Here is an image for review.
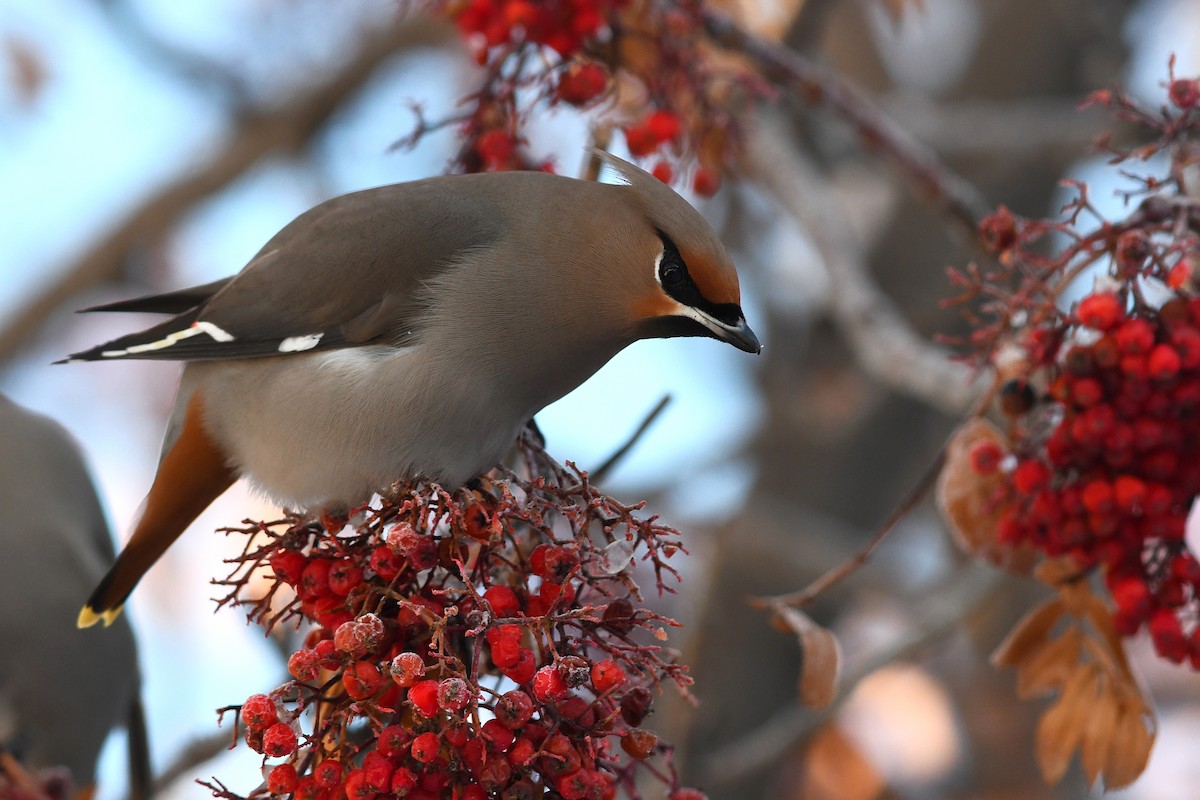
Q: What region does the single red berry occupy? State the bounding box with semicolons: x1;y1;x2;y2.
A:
477;129;515;168
495;689;535;729
1168;77;1200;109
1149;608;1188;663
621;728;658;760
1070;377;1104;407
377;724;411;757
389;651;426;687
1112;475;1147;512
979;206;1017;255
369;545;403;581
1012;459;1051;494
240;694;277;730
1081;479;1114;514
500;646;537;684
328;560;364;596
390;768;417;795
539;579;576;609
411;731;441;763
692;166;721;196
262;722;298;758
482;718;515;751
652;161;673;183
298;558;332;599
288;648;321;682
314;638;340;667
1147;343;1182;381
532;665;569;701
556;62;608;105
624;124;657;157
343;660;382;701
1076;293;1123;331
538;733;582;778
590;659;626;693
968;440;1004;475
409;678;440;718
539;546;579;581
362;751;394;791
269;550;308;585
644;110;682;143
1114;229;1150;275
621;687;653;726
334;614;386;659
313;759;343;788
1115;319;1156;354
438;677;475;712
267;763;299;794
343;769;375;800
507;737;537;768
484;585;521;618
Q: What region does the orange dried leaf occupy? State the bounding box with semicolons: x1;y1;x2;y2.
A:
1079;678;1118;787
937;418;1037;573
774;607;842;709
1102;694;1156;789
1035;663;1098;784
991;596;1066;669
1015;626;1081;700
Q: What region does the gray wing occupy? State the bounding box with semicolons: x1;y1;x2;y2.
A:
63;178;508;362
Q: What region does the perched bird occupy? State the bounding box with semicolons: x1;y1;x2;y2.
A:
0;396;149;799
67;152;760;628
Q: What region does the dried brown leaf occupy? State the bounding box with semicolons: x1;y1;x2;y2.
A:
937;418;1038;573
1079;676;1118;787
773;606;842;709
1015;627;1082;700
1035;663;1098;784
1102;691;1156;789
991;596;1066;669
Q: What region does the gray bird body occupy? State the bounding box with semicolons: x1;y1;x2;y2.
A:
0;396;142;787
69;153;760;621
168;171;654;504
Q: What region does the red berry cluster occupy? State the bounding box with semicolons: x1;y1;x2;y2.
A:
208;439;703;800
947;74;1200;669
452;0;621;57
973;291;1200;667
396;0;761;193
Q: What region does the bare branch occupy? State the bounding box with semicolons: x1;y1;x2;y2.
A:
700;563;1003;785
0;18;452;364
701;8;990;237
746;122;983;413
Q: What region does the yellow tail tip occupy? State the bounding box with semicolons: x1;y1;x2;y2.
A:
77;605;122;629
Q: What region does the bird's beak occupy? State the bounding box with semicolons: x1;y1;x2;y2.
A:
716;315;763;354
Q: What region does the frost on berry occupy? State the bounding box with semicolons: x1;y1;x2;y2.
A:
209;437;696;799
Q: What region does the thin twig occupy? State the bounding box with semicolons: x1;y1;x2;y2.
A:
752;447;947;611
700;8;990;238
703;563;1004;785
591;394;672;483
0;19;451;364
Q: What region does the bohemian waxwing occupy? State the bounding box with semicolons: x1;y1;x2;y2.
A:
0;396;150;799
67;151;760;628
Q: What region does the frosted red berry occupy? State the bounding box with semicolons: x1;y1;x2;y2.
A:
262;722;298;757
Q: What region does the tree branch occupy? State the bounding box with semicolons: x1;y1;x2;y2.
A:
746;122;983;413
701;8;990;238
0;18;450;364
700;563;1003;785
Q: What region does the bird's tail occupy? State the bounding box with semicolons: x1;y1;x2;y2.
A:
78;393;237;627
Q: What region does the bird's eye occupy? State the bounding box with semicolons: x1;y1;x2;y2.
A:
659;260;686;289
